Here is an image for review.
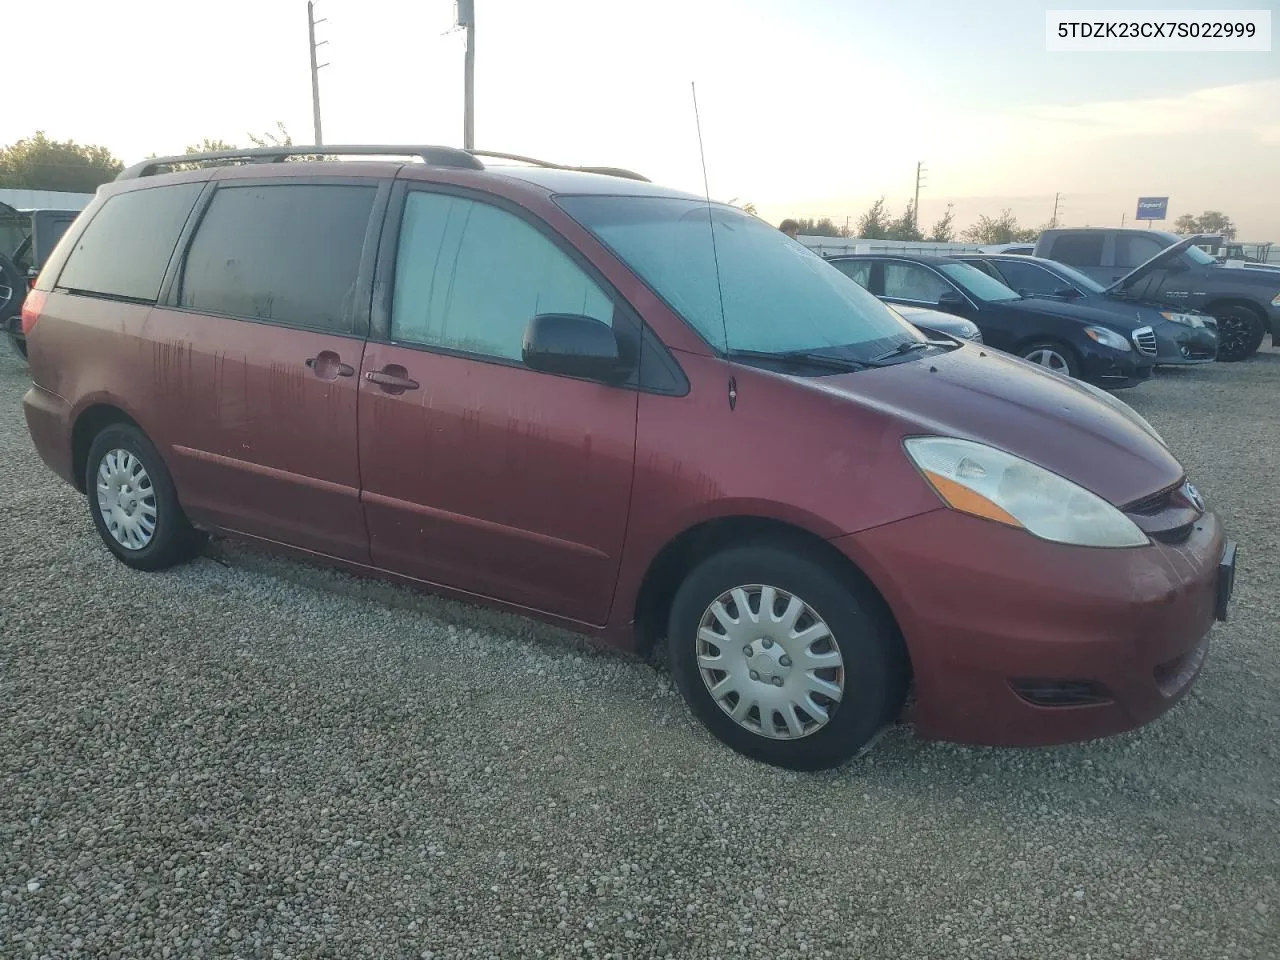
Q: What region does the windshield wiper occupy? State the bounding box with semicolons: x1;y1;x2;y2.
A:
725;348;880;373
870;339;953;363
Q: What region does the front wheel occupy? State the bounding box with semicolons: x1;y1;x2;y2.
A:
667;544;908;770
1018;340;1080;379
1211;305;1265;362
85;423;206;570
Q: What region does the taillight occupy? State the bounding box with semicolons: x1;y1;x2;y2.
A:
21;289;47;336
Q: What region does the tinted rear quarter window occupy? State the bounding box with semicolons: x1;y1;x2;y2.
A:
1047;233;1105;267
179;183;377;334
56;184;203;300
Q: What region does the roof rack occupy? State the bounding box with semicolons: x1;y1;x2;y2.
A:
116;144;650;184
116;144;485;180
470;150;650;182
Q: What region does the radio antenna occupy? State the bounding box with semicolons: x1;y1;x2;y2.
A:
691;81;735;409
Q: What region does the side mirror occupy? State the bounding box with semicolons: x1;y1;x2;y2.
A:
1052;285;1082;299
522;313;630;382
936;290;967;312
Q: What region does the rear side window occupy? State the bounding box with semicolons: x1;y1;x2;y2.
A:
829;259;871;289
56;184;203;301
882;262;950;303
391;191;613;361
179;184;376;334
1047;233;1105;267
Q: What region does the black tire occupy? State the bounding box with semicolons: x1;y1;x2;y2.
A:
85;423;205;570
7;333;26;358
1210;304;1265;362
1017;339;1080;379
667;543;908;770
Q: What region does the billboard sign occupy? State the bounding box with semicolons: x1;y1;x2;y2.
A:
1136;197;1169;221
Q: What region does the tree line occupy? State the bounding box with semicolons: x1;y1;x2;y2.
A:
0;132;1241;244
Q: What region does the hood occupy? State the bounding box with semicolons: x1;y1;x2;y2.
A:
1220;258;1280;274
807;346;1182;507
888;303;978;338
1106;235;1202;292
1004;294;1147;331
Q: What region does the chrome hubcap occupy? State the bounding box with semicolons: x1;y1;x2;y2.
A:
696;585;844;740
1024;348;1070;375
95;449;157;550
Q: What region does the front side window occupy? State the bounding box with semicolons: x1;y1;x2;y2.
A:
392;192;613;361
938;263;1021;302
180;183;376;334
1115;234;1167;268
991;259;1062;296
556;196;919;359
57;184;203;301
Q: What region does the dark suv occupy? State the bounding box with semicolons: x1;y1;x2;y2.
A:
1034;228;1280;361
21;145;1233;769
1;204;82;357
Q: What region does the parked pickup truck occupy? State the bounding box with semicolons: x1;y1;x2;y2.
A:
1;204;81;358
1034;228;1280;362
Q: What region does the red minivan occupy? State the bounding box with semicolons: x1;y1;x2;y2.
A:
21;145;1236;769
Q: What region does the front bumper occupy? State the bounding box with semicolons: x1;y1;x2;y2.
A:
1079;343;1153;389
1147;319;1218;365
835;507;1228;747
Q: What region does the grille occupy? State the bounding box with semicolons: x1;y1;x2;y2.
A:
1132;326;1158;357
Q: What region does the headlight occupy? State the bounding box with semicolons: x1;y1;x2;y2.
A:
1271;291;1280;307
1160;310;1205;328
1070;379;1166;447
904;437;1149;548
1083;326;1131;351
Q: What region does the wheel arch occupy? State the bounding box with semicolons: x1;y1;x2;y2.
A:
71;404;145;493
631;515;909;673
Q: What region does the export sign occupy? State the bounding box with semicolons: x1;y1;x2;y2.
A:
1136;197;1169;220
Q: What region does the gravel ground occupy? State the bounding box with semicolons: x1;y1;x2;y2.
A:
1;342;1277;960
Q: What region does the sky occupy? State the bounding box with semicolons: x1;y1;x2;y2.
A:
6;0;1279;238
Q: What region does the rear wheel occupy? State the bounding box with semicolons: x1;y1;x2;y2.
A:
6;334;26;359
1210;304;1265;362
85;424;206;570
667;543;907;770
1018;339;1080;379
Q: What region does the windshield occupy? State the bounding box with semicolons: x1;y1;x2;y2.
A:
938;262;1021;302
1183;245;1215;265
556;196;922;358
1048;261;1106;293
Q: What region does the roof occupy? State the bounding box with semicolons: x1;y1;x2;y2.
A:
484;165;703;200
827;252;964;266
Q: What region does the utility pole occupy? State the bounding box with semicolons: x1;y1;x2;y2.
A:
459;0;476;149
307;1;329;145
1121;212;1126;227
913;162;927;230
1050;192;1061;228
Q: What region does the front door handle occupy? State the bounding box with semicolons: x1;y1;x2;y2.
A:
306;352;356;380
365;366;420;394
